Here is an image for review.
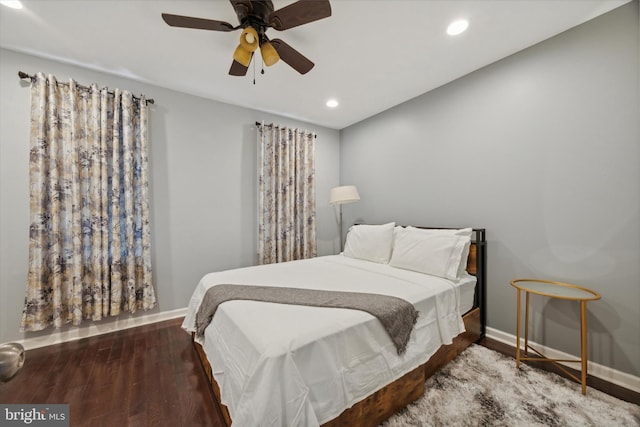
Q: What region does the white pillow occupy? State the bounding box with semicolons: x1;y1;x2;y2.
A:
406;227;472;277
390;227;470;280
406;226;472;238
343;222;396;264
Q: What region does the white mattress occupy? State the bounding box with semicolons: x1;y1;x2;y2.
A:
182;255;476;427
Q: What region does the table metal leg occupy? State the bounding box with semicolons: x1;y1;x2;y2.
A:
525;292;530;357
580;300;588;395
516;289;521;368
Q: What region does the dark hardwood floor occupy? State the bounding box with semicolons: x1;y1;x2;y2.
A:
1;319;637;426
0;318;224;427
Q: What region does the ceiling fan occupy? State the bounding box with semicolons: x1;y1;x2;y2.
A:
162;0;331;76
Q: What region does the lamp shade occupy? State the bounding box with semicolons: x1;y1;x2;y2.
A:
233;44;252;67
260;41;280;67
329;185;360;205
239;26;259;52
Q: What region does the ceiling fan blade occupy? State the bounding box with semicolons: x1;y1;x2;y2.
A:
269;0;331;31
229;58;251;76
162;13;235;32
270;39;314;74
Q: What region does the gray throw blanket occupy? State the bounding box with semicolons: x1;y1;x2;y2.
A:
195;284;419;355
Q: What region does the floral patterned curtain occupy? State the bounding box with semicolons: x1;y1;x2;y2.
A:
20;73;156;332
257;123;317;264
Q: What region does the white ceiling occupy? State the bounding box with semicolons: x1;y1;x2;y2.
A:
0;0;629;129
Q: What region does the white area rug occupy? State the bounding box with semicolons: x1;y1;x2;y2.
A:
382;344;639;426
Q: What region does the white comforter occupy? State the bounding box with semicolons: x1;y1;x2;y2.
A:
182;255;475;427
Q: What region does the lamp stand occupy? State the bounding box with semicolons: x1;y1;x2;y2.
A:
329;185;360;253
339;205;344;252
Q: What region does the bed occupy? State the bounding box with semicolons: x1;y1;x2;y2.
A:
182;224;487;426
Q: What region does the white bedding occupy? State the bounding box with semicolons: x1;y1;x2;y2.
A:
182;255;476;427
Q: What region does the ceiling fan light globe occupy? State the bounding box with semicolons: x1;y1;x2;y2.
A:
261;42;280;67
233;45;252;67
239;26;259;52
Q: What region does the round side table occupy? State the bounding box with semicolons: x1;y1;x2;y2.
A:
510;278;601;395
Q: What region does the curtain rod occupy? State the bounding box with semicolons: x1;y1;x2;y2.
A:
18;71;155;105
255;121;317;138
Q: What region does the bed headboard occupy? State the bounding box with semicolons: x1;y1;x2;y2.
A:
467;229;486;338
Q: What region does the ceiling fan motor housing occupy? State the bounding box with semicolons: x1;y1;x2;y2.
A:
235;0;274;39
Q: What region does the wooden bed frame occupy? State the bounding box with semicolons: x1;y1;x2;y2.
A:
193;228;487;427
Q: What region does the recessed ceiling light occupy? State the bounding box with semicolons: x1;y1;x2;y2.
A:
0;0;23;9
447;19;468;36
326;99;339;108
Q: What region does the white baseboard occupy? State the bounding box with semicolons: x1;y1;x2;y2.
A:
486;327;640;394
15;308;187;351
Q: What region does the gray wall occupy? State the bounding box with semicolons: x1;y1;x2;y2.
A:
340;2;639;376
0;48;341;344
